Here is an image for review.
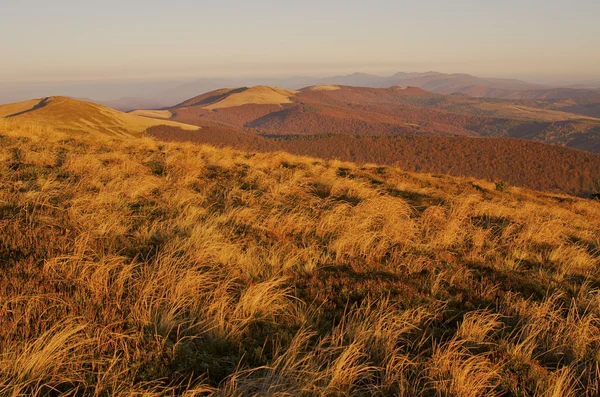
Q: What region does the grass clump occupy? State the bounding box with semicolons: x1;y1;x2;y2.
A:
495;180;510;192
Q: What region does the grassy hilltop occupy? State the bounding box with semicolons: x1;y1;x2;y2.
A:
1;119;600;396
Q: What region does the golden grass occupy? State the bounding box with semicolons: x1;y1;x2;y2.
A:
0;121;599;395
1;97;198;137
307;85;341;91
473;102;599;122
129;109;174;119
203;86;297;109
0;99;41;118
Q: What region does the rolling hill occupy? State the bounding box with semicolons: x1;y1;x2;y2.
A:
5;72;599;113
0;96;198;137
135;85;600;197
159;72;599;106
519;96;600;119
201;86;297;109
3;91;599;197
158;85;600;152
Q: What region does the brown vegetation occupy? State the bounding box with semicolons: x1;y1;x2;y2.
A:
3;120;599;395
147;124;277;152
173;103;283;129
147;126;600;197
165;86;600;153
519;97;600;120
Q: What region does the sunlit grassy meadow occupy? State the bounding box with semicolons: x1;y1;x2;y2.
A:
1;119;599;396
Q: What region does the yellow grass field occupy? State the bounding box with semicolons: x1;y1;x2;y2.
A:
129;109;174;119
203;86;298;109
0;99;42;118
308;85;342;91
1;119;599;396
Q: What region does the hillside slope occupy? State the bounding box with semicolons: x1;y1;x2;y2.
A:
148;126;600;197
0;96;198;137
2;120;599;396
520;96;600;119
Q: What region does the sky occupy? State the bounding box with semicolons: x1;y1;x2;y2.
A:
1;0;599;84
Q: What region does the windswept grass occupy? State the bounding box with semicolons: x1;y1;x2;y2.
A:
1;119;599;395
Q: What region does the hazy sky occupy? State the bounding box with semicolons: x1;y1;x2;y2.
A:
2;0;599;83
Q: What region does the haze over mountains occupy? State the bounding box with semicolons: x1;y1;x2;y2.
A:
3;71;600;111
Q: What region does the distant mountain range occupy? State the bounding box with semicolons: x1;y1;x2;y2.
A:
151;72;600;110
305;72;600;100
2;72;599;111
